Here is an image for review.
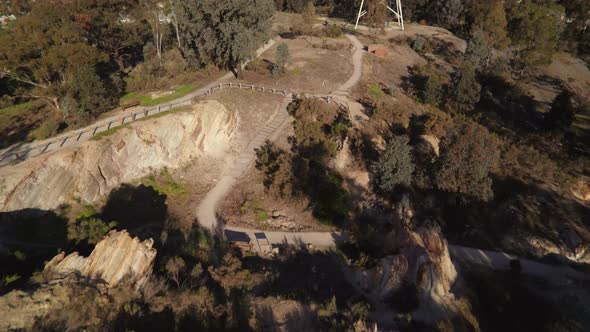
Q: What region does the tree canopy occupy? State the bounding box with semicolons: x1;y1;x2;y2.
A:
506;0;565;75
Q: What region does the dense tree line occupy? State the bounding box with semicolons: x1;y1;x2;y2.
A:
0;0;274;123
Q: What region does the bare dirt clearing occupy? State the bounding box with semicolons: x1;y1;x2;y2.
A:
239;36;353;95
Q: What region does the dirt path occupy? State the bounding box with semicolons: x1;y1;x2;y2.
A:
196;95;293;229
449;245;589;283
332;34;365;96
195;34;365;249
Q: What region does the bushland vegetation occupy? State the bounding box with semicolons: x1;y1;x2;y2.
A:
0;0;274;141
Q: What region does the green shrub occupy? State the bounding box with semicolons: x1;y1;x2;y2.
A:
324;24;343;38
273;43;290;77
412;35;431;53
68;208;117;244
29;119;60;140
254;209;269;222
367;84;385;101
143;168;187;197
372;135;415;193
68;217;117;244
435;122;500;201
13;250;26;261
449;64;481;112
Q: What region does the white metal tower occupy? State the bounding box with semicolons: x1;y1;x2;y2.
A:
355;0;404;31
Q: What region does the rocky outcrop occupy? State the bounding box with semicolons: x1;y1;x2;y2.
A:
0;100;237;211
0;230;154;331
356;225;456;302
354;224;470;324
418;134;440;157
571;178;590;202
46;230;157;288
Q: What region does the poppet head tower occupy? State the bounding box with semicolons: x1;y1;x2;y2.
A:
355;0;404;31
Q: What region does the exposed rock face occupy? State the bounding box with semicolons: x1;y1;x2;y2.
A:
355;224;467;324
0;230;154;331
46;230;157;288
418;134;440;157
0;101;237;212
571;178;590;202
356;225;457;302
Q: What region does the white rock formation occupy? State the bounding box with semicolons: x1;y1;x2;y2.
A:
354;224;466;324
46;230;157;288
0;230;156;330
0;100;237;212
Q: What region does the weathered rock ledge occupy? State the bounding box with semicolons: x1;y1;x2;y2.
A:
46;229;157;288
0;230;156;331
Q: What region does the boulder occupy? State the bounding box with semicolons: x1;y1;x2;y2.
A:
571;178;590;202
418;134;440;157
370;135;386;152
0;101;237;212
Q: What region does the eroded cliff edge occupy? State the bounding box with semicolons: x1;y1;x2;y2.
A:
0;100;237;212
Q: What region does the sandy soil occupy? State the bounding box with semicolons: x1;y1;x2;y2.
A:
238;36;353;95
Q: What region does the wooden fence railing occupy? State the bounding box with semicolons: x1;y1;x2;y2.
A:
0;83;349;167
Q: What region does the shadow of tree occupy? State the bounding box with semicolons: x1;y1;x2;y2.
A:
255;304;278;332
245;250;357;305
0;209;69;294
283;305;318;332
101;184;168;240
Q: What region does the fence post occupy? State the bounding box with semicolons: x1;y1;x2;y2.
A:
157;105;161;113
229;82;232;88
219;83;222;90
121;117;125;124
239;83;242;89
77;132;84;141
133;113;137;121
93;127;98;136
60;137;69;147
41;142;51;153
144;109;149;117
107;121;112;130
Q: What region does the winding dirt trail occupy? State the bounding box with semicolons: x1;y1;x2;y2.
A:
195;34;365;249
